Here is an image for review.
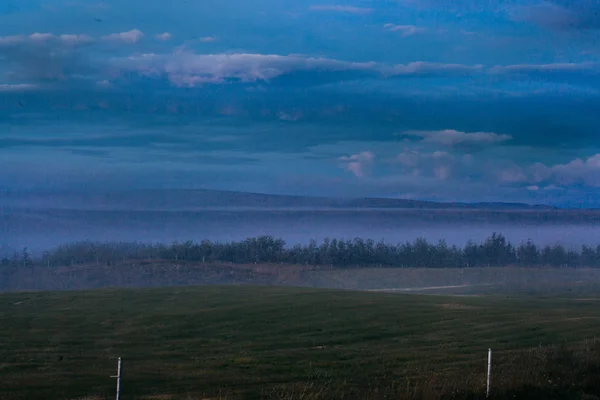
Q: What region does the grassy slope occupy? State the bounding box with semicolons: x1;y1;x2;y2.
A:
301;267;600;291
5;262;600;293
1;286;600;399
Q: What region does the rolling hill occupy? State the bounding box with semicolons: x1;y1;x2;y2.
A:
0;188;555;211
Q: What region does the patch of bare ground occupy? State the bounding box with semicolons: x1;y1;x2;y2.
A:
68;397;104;400
368;284;487;292
141;394;229;400
439;303;479;310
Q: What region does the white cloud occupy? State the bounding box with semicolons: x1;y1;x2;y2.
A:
543;184;561;191
0;33;94;46
402;129;512;146
490;62;599;75
278;110;303;121
29;33;55;42
339;151;375;178
198;36;217;42
432;150;451;158
394;149;459;181
386;62;483;77
0;35;23;45
103;29;144;44
433;166;452;180
384;24;427;37
396;149;421;167
115;52;379;86
114;52;485;87
59;34;94;45
0;84;38;92
497;168;529;184
547;154;600;186
155;32;172;41
309;5;374;14
498;154;600;188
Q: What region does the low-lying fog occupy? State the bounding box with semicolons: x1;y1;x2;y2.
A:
3;207;600;255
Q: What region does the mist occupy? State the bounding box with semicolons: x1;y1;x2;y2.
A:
3;207;600;256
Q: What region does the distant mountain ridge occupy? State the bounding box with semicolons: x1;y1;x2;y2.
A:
0;189;556;211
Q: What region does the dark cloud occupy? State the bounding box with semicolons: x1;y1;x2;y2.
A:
0;82;598;153
400;129;512;148
0;29;148;85
512;0;600;31
401;0;600;31
0;133;187;149
0;38;96;83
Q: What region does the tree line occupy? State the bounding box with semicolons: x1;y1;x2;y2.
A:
2;233;600;269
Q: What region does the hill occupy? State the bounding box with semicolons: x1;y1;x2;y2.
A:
0;188;555;211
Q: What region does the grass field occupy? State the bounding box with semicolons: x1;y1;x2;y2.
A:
5;261;600;294
1;285;600;399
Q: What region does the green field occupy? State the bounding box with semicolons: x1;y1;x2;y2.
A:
1;285;600;399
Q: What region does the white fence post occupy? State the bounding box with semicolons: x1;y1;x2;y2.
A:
110;357;122;400
486;349;492;398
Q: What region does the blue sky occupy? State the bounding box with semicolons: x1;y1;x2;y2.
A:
1;0;600;206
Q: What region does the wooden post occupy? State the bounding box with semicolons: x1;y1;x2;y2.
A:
110;357;122;400
486;349;492;398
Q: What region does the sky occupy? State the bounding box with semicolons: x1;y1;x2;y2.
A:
1;0;600;207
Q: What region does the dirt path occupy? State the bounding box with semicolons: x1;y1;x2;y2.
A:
367;284;491;292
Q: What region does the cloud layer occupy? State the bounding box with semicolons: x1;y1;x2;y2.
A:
1;0;599;206
339;151;375;177
402;129;512;147
309;5;374;14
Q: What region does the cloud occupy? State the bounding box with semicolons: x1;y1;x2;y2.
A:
488;62;600;89
383;24;428;37
114;52;379;86
114;52;484;87
0;33;94;46
278;110;303;121
0;35;96;83
490;62;600;76
401;0;600;31
59;34;95;46
155;32;172;41
510;1;600;31
0;30;147;47
545;154;600;187
339;151;375;177
102;29;144;44
0;30;594;98
0;29;141;84
499;154;600;188
60;1;111;10
387;62;483;77
394;149;458;181
96;80;112;87
0;35;24;45
0;84;38;92
401;129;512;147
309;5;374;14
198;36;217;42
433;165;452;180
396;149;421;167
497;167;529;184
